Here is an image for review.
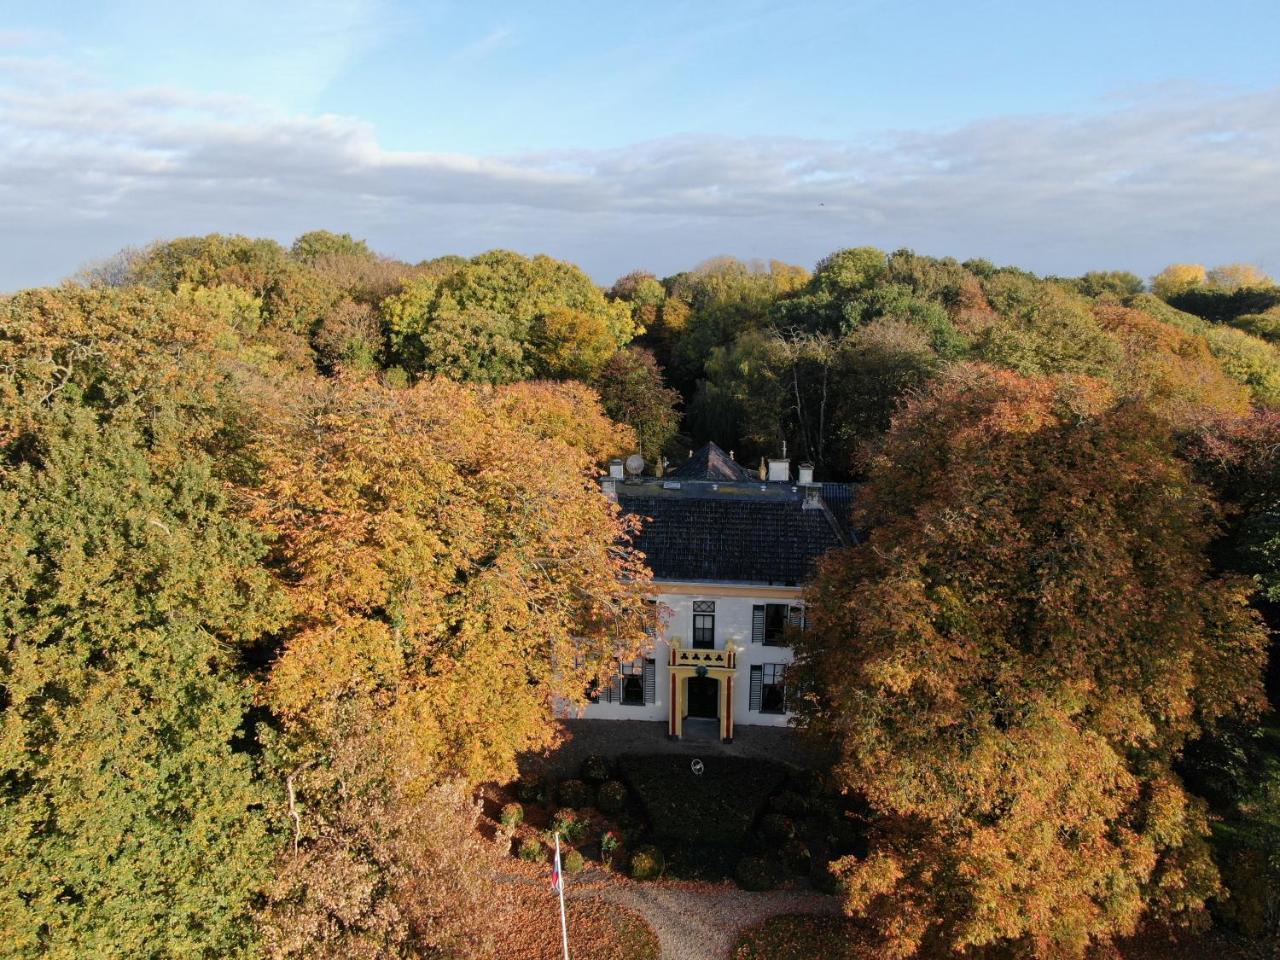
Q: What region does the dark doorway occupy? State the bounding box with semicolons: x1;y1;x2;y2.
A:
687;676;719;719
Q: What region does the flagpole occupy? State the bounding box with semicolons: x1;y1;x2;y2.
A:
555;834;570;960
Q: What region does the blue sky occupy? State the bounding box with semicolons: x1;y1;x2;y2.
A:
2;0;1279;288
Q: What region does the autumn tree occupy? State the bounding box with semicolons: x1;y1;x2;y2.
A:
0;287;285;959
250;376;654;954
1153;263;1208;300
1207;263;1275;292
596;347;682;461
794;365;1268;959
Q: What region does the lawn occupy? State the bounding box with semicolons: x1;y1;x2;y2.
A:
492;890;660;960
733;913;864;960
616;754;788;847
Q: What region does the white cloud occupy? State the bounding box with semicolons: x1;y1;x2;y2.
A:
1;56;1278;290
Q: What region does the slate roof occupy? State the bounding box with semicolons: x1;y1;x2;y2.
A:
671;441;755;482
610;444;855;585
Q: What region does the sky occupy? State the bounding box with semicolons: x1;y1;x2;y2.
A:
2;0;1280;290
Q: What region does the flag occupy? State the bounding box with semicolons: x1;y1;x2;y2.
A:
550;842;563;894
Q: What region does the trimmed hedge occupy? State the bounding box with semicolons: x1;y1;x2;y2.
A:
760;813;796;843
499;801;524;828
630;845;665;880
735;855;783;891
563;847;585;875
515;776;545;803
581;755;612;783
783;839;811;874
557;778;591;808
596;780;627;815
518;837;546;863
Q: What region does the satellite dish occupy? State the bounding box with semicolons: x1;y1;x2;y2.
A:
625;453;645;476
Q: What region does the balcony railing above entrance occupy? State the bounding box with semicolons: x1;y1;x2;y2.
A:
669;640;736;671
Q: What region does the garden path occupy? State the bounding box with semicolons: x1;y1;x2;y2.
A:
500;868;840;960
591;878;840;960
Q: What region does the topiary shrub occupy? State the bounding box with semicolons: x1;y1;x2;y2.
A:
550;808;588;844
518;837;546;863
562;847;585;875
596;779;627;815
770;790;809;818
630;844;666;880
783;839;812;874
760;813;796;844
515;776;544;804
735;855;783;891
557;778;590;808
499;801;524;828
580;755;611;783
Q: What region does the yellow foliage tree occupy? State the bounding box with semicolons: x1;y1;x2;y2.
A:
1152;263;1208;299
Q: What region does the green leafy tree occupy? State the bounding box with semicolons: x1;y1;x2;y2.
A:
381;250;634;382
0;286;286;959
597;347;682;461
290;230;372;264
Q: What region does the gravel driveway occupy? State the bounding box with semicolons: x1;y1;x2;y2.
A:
589;878;839;960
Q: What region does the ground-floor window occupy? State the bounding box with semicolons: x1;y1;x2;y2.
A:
596;658;656;706
750;663;788;714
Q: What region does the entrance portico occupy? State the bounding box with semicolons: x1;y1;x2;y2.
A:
667;641;736;742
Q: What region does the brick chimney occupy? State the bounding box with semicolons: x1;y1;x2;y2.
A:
798;462;815;485
608;458;625;479
766;458;790;482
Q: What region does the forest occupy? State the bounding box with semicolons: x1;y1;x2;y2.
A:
2;231;1279;959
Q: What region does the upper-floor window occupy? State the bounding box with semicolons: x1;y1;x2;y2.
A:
753;603;804;646
692;600;715;649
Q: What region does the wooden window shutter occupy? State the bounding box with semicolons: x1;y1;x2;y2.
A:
752;604;765;643
788;605;805;630
643;658;656;705
749;664;763;711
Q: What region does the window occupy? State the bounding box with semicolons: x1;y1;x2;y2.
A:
599;658;655;706
753;603;804;645
750;663;788;714
692;600;715;649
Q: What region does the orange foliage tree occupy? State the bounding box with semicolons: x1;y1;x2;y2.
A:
794;364;1268;959
256;375;653;782
252;375;653;956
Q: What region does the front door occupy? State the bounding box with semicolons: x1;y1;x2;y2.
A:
686;676;718;719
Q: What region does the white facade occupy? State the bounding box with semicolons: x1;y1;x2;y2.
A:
577;581;801;732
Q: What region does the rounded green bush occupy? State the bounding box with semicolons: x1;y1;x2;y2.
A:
499;801;524;828
596;779;627;815
630;844;666;880
783;839;812;874
770;790;809;819
517;837;546;863
580;755;611;783
550;808;588;844
735;855;783;891
557;778;590;808
515;776;544;804
760;813;796;843
562;847;585;875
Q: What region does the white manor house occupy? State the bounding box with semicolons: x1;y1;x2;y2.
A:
576;443;856;742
